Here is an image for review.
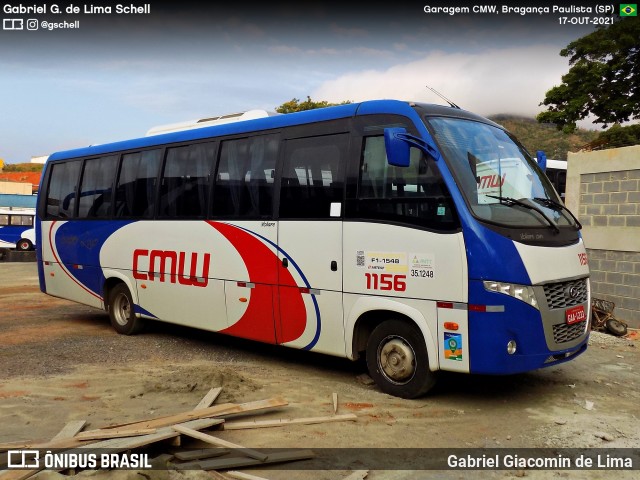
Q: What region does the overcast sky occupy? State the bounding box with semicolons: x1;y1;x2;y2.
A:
0;1;603;163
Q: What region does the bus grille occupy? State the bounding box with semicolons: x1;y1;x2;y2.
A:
543;278;588;310
552;321;586;344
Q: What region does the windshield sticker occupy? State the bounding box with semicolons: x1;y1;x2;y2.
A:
444;333;463;361
357;251;408;273
409;253;435;279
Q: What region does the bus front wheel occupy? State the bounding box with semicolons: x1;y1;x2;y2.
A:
108;283;144;335
366;320;436;399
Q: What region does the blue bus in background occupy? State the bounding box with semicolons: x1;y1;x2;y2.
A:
0;208;36;250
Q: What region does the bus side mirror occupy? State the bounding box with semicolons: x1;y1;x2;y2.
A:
536;150;547;172
384;127;411;168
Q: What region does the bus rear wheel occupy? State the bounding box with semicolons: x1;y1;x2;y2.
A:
108;283;144;335
366;319;436;399
17;239;33;251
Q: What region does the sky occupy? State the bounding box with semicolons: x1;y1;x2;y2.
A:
0;1;607;163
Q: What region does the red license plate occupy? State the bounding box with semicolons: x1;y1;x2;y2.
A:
565;305;586;325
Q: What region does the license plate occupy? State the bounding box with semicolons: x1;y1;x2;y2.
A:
565;305;586;325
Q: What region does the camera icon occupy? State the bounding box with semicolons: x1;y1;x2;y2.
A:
8;450;40;468
26;19;39;31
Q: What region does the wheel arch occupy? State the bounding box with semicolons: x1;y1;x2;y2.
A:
346;297;439;372
102;270;139;312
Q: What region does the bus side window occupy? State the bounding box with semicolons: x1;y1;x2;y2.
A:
0;215;8;226
46;160;82;219
356;136;458;229
279;133;348;219
115;149;162;218
557;170;567;200
212;135;278;218
159;143;215;218
78;155;118;218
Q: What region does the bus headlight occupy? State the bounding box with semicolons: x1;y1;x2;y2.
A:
483;281;539;310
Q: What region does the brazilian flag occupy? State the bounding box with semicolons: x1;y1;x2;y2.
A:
620;4;637;16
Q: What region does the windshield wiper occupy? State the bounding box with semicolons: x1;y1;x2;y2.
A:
533;197;582;230
486;195;560;234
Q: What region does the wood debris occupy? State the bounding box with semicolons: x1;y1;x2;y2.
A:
226;471;271;480
223;413;357;430
0;386;358;480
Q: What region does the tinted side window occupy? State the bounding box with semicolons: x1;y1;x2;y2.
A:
0;215;8;226
115;149;162;218
212;135;278;218
46;161;82;219
356;136;458;229
78;155;118;218
159;143;215;218
557;170;567;200
9;215;32;226
279;133;348;219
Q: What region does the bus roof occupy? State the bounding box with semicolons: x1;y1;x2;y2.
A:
145;110;280;136
546;159;567;170
47;100;498;162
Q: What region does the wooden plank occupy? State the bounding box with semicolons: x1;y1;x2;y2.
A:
332;393;338;413
194;387;223;410
173;448;230;461
74;427;156;441
208;472;229;480
0;441;47;451
0;469;40;480
101;402;235;430
175;449;315;471
74;418;223;451
343;471;368;480
172;425;267;462
227;471;271;480
102;397;287;431
50;420;87;441
224;413;357;430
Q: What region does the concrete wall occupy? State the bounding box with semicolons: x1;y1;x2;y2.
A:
0;181;31;195
566;145;640;328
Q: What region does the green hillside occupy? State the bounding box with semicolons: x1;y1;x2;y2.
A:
488;115;599;160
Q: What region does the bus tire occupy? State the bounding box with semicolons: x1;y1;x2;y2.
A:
17;239;33;251
365;319;436;399
108;283;144;335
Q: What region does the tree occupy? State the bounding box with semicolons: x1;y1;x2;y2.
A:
537;17;639;133
595;124;640;149
276;96;351;113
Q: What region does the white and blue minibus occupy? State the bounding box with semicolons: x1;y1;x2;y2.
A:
36;100;590;398
0;208;36;251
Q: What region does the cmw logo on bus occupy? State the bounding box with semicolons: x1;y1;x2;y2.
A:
133;249;211;287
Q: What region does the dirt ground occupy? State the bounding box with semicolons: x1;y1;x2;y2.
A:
0;262;638;480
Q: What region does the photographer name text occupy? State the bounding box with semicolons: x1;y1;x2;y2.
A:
3;3;150;15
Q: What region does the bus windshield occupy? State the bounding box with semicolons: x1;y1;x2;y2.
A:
426;117;579;230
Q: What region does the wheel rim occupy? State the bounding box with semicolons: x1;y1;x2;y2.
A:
113;292;131;327
377;335;416;384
